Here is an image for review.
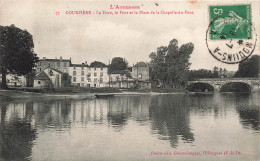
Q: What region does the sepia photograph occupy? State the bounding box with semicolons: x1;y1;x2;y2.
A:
0;0;259;160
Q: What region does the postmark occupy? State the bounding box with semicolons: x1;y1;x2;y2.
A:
206;4;257;64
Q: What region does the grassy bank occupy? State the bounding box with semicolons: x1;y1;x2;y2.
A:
6;87;122;94
121;87;185;93
3;87;186;94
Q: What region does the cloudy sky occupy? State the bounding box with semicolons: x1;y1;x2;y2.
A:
0;0;259;71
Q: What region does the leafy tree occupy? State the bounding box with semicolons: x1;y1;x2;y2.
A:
149;39;194;88
234;55;260;77
89;61;106;67
61;73;71;87
109;57;128;72
0;25;38;89
188;69;217;80
213;66;219;77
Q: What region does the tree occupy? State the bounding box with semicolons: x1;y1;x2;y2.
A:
61;73;71;87
188;69;217;81
149;39;194;88
0;25;38;89
234;55;260;77
213;66;219;77
89;61;106;67
109;57;128;72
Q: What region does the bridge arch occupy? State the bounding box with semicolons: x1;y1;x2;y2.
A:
220;82;252;93
186;82;214;92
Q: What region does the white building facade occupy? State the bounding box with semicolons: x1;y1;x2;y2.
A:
69;64;109;87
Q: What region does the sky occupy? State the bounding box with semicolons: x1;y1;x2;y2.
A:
0;0;259;71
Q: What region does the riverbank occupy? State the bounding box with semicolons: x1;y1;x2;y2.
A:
4;87;185;94
0;87;186;100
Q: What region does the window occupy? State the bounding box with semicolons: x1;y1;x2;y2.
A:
81;67;84;70
88;78;91;82
94;67;96;70
57;62;60;67
64;62;67;67
94;78;97;83
100;78;103;83
38;81;41;84
88;67;91;70
73;67;76;70
73;71;76;76
87;73;91;77
94;72;97;76
100;72;103;76
81;77;84;81
101;68;103;71
139;73;142;79
81;71;84;75
81;83;84;86
73;77;76;82
39;62;41;66
49;70;53;76
39;68;41;71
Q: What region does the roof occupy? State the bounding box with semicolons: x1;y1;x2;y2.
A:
134;62;148;67
34;71;50;80
49;68;63;74
70;64;88;67
108;70;128;74
40;67;64;74
39;59;71;62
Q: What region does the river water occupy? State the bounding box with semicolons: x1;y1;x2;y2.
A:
0;93;259;161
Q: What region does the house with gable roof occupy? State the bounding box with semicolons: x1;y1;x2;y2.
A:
34;67;69;88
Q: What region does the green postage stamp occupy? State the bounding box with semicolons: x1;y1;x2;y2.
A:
209;4;251;40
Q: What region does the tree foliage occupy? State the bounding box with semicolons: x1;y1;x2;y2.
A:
0;25;38;88
149;39;194;88
188;69;218;81
234;55;260;78
89;61;106;67
109;57;128;72
61;73;71;87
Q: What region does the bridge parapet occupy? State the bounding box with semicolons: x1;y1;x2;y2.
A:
187;78;260;93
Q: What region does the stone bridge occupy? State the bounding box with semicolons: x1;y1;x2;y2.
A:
187;78;260;92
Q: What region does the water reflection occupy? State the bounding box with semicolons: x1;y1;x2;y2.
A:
0;102;36;161
0;93;259;160
149;95;194;148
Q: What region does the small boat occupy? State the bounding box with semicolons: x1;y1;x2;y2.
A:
95;94;115;98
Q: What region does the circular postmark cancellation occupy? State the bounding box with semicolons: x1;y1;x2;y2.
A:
206;4;257;64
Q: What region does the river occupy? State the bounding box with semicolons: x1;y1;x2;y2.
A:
0;93;259;161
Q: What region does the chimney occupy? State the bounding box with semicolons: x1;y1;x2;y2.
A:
85;61;87;65
60;56;62;61
43;57;46;60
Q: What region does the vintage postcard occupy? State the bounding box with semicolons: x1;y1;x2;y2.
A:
0;0;259;161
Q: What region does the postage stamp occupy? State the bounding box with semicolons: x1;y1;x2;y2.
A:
209;4;251;40
206;4;257;64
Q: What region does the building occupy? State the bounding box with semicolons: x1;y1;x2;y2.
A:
69;63;109;87
36;57;71;74
108;70;131;88
34;67;66;88
131;62;150;81
6;74;27;87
